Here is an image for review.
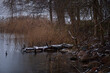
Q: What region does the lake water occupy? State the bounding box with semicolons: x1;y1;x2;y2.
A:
0;34;77;73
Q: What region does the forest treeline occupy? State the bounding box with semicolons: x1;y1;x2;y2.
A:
0;0;110;46
3;0;110;23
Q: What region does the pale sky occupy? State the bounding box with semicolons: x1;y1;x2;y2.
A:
0;0;9;18
0;0;3;3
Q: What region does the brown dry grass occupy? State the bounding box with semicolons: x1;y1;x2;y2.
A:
0;16;73;46
25;25;73;46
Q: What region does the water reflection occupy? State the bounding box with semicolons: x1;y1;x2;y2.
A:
0;34;77;73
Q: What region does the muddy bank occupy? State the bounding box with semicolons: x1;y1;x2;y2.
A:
69;41;110;73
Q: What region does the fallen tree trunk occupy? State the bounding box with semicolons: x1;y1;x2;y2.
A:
22;43;73;53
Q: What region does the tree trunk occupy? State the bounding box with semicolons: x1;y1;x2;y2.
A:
99;0;105;45
76;5;80;34
93;0;99;37
67;1;76;34
56;9;65;25
68;10;76;33
49;0;53;22
54;0;65;26
93;0;105;45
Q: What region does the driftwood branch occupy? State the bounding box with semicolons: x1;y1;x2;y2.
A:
68;31;76;40
68;31;78;47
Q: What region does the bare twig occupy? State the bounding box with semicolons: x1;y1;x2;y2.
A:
96;15;110;26
68;31;76;40
68;30;78;45
71;63;82;73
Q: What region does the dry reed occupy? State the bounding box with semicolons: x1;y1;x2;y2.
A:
0;16;73;46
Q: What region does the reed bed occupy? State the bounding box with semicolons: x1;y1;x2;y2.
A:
0;16;73;46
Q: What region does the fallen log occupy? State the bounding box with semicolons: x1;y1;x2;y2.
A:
22;43;73;53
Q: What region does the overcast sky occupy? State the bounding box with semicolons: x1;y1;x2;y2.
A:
0;0;9;18
0;0;3;3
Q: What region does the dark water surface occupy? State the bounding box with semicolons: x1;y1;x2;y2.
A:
0;34;76;73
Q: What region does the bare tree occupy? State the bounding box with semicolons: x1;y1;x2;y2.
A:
48;0;53;22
